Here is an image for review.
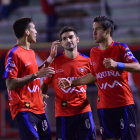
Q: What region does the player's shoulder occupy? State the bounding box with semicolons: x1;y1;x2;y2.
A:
79;52;90;59
113;41;129;49
52;52;63;63
90;46;99;52
6;45;20;57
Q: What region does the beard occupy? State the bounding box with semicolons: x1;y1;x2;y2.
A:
65;44;76;51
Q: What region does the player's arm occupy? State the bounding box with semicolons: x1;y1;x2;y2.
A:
59;73;96;89
41;82;49;95
103;58;140;72
6;66;55;90
41;82;49;108
39;40;60;69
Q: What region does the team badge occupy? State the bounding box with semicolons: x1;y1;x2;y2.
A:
61;101;67;107
25;102;30;108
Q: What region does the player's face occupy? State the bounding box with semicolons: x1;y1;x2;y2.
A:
61;31;79;51
27;22;37;43
93;22;107;43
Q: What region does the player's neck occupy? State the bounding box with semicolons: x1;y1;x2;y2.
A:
99;37;113;50
17;38;31;50
64;48;77;59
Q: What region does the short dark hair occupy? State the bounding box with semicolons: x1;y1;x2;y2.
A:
59;26;77;39
94;16;114;36
13;17;33;38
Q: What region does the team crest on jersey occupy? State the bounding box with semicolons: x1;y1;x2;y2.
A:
25;102;30;108
78;67;86;72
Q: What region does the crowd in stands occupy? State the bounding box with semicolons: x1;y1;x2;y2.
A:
0;0;30;22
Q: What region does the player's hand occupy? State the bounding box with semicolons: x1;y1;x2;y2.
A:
36;66;55;78
42;93;49;109
103;58;117;69
50;40;61;59
59;78;72;89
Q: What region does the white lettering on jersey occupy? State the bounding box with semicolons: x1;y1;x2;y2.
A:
98;80;122;90
61;87;86;94
27;85;40;93
58;77;86;94
96;70;120;79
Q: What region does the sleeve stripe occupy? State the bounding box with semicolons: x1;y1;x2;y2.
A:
114;42;138;63
4;46;19;78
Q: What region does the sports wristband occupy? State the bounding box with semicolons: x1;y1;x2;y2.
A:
46;56;54;63
117;62;125;70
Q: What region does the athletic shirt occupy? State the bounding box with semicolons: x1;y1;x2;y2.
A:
4;45;45;119
90;41;138;109
43;52;92;117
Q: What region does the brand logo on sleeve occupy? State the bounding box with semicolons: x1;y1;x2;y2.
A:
78;67;86;72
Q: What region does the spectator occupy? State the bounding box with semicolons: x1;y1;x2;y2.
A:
40;0;58;42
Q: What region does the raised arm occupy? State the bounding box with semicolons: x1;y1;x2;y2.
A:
6;66;55;90
103;58;140;72
59;73;96;89
39;40;61;69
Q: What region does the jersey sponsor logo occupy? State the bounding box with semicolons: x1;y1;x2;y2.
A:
56;69;64;73
58;77;86;94
78;67;86;72
96;70;120;79
61;87;86;94
98;80;122;90
58;76;79;82
27;85;40;93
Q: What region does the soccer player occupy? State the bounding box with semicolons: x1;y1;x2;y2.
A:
41;26;96;140
59;16;139;140
3;17;59;140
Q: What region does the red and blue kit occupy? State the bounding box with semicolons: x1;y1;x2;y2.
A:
90;41;138;109
4;45;45;119
43;52;92;117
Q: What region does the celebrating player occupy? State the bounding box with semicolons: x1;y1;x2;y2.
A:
59;16;139;140
41;26;96;140
4;17;58;140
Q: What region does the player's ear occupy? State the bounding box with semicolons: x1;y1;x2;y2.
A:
76;36;79;43
106;28;111;35
25;29;30;36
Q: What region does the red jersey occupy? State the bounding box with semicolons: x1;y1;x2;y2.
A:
90;41;138;109
4;45;45;119
43;52;92;117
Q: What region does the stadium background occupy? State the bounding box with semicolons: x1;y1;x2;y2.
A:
0;0;140;139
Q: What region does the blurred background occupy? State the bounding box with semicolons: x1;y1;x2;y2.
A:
0;0;140;139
